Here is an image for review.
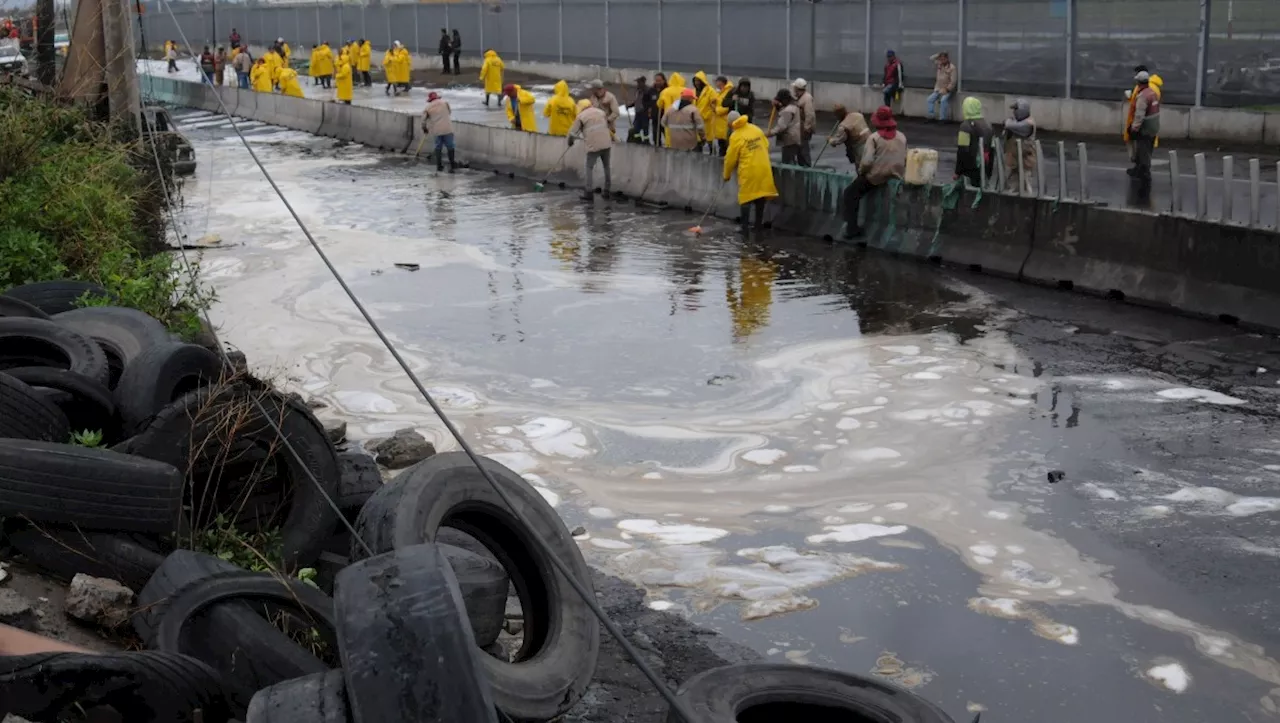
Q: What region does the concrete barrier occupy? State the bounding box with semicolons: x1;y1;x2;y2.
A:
157;76;1280;330
1189;107;1265;144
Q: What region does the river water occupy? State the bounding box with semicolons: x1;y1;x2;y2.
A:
173;108;1280;722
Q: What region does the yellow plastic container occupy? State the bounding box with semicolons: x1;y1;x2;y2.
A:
904;148;939;186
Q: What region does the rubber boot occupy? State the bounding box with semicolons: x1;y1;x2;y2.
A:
448;148;458;173
436;154;444;172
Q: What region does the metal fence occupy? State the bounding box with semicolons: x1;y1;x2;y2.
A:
138;0;1280;108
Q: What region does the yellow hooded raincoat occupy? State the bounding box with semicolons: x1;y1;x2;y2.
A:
506;85;537;131
250;61;272;92
723;116;778;205
280;42;291;62
544;80;578;136
480;50;505;94
278;67;303;98
314;44;334;77
692;71;718;136
656;72;686;147
383;48;409;84
335;54;353;101
710;80;735;141
358;41;372;73
308;46;320;79
264;49;284;84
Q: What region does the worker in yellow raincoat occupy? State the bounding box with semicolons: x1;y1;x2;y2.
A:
656;72;685;146
277;38;291;63
358;39;372;87
1123;65;1164;160
710;76;734;156
723;111;778;232
313;41;334;88
395;43;412;90
543;80;578;136
308;44;321;85
383;41;410;95
250;57;273;93
504;84;537;131
479;49;504;106
277;66;304;98
263;46;284;88
692;71;718;153
335;50;353;104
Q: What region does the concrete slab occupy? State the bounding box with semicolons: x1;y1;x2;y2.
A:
1189;108;1264;144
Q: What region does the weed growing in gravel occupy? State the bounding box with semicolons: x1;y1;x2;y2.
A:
69;430;104;448
0;87;212;337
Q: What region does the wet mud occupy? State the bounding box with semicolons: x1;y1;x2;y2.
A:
170;108;1280;722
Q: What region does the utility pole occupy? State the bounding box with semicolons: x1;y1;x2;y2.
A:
36;0;55;86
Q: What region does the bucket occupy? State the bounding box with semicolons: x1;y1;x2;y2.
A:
904;148;938;186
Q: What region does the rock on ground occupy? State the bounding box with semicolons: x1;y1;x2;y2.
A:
324;418;348;444
64;574;134;629
371;427;436;469
0;588;38;632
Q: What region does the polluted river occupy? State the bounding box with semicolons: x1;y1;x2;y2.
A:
171;105;1280;722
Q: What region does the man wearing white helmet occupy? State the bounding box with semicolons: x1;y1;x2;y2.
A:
792;78;815;166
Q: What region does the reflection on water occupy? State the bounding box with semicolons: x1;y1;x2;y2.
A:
726;253;777;342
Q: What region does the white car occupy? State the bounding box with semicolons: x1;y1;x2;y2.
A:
0;38;27;76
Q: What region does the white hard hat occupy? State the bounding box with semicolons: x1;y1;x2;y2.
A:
277;37;283;42
792;77;807;89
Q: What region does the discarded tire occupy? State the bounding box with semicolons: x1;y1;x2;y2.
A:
0;371;70;442
122;386;339;567
136;551;329;711
666;663;957;723
0;316;110;385
335;544;497;723
353;452;599;720
114;341;225;434
246;670;351;723
3;280;113;315
336;450;382;520
7;525;165;591
0;294;51;320
441;544;508;647
54;305;174;388
3;366;116;438
0;439;183;534
0;650;232;723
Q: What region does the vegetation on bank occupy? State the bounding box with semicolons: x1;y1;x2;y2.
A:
0;86;211;337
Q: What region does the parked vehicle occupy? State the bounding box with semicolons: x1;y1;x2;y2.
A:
0;37;27;75
142;105;197;176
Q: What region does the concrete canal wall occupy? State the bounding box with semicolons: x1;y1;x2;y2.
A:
147;77;1280;331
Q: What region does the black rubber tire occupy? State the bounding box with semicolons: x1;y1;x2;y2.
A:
246;670;350;723
0;371;71;442
135;550;330;712
0;439;183;534
0;294;52;320
7;524;165;591
441;544;508;648
0;650;231;723
0;316;110;385
3;280;113;315
114;341;225;435
667;663;958;723
335;544;498;723
121;385;339;568
336;450;382;519
353;452;599;721
54;305;174;388
154;571;339;658
3;366;116;439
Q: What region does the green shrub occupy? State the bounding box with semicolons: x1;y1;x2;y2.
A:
0;227;67;287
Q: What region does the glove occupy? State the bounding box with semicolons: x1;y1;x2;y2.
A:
568;136;575;147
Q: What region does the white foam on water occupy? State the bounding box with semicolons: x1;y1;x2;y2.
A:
885;502;909;511
1156;387;1246;406
1145;662;1191;693
969;544;999;557
743;448;787;465
762;505;794;514
807;523;909;544
844;406;885;416
880;345;920;355
647;600;675;611
588;507;617;519
517;416;591;458
848;447;902;462
906;372;943;380
536;487;562;507
590;537;633;550
333;390;398;414
784;465;820;473
836;417;862;431
642;472;663;479
617;519;730;545
838;503;875;514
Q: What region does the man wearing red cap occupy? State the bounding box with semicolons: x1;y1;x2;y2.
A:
662;87;705;151
842;106;907;240
422;91;458;172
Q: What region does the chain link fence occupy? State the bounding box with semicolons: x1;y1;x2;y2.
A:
139;0;1280;108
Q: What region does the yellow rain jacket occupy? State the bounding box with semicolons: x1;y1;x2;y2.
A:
314;44;334;76
506;85;537;131
335;56;353;101
250;62;272;92
164;40;176;56
397;47;412;80
278;67;303;98
693;71;718;135
1124;73;1164;146
723;115;778;205
710;81;734;141
480;50;504;94
308;46;320;79
280;42;291;62
544;80;578;136
657;71;684;118
264;50;284;83
358;41;372;72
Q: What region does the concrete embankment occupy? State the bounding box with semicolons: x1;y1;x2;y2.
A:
146;76;1280;331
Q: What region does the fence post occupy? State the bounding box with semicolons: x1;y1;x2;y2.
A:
1077;142;1089;200
716;0;722;76
1195;0;1209;107
361;5;366;46
784;0;792;80
414;5;419;55
385;8;391;49
1064;0;1074;98
294;7;300;48
517;0;522;61
657;0;663;72
864;0;872;86
604;0;609;67
956;0;964;94
994;137;1006;191
1169;150;1181;214
1056;141;1067;198
1194;152;1207;218
478;2;483;55
1249;158;1261;227
314;7;319;45
558;0;563;63
1222;155;1234;222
